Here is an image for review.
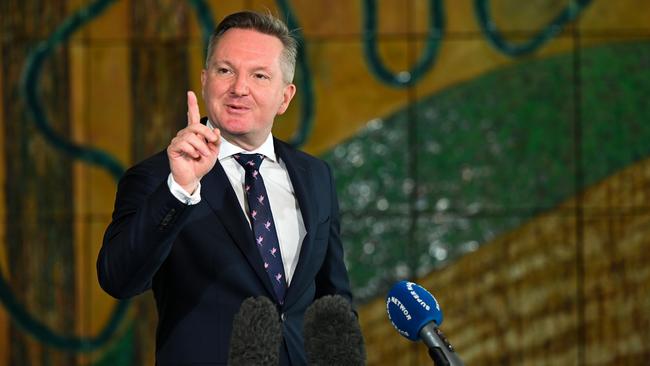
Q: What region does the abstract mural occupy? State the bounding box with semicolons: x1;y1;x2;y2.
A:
1;0;649;364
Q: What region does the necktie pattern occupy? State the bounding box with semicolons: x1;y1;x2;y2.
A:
235;153;287;304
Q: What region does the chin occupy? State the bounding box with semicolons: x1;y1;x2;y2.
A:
215;117;249;130
221;125;254;138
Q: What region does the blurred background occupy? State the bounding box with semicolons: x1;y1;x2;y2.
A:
1;0;650;364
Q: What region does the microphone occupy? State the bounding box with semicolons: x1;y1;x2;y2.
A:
386;281;464;366
303;295;366;366
228;296;282;366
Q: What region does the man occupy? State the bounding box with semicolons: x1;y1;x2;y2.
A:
97;11;353;365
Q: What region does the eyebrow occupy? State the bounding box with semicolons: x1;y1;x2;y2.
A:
212;59;274;74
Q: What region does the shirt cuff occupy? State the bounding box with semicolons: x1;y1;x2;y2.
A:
167;173;201;205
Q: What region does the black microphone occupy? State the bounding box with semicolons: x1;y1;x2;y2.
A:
303;295;366;366
386;281;464;366
228;296;282;366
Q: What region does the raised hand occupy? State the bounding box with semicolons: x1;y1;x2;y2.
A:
167;91;220;194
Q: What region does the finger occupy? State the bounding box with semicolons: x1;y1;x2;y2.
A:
210;127;221;148
184;123;219;143
168;139;199;160
207;129;221;153
171;132;210;157
180;133;213;157
187;91;201;126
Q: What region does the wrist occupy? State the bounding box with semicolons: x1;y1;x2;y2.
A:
168;173;202;205
180;182;198;195
170;173;199;195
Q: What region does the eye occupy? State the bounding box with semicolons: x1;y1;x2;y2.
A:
254;73;270;80
216;67;232;75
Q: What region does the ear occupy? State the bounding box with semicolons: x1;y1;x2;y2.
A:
200;69;207;97
277;83;296;115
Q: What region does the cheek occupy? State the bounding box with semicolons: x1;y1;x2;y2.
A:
204;79;226;95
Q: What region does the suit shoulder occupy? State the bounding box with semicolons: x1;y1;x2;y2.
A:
122;150;170;180
275;139;330;170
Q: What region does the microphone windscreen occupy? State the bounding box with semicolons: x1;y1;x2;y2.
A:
304;295;366;366
386;281;443;341
228;296;282;366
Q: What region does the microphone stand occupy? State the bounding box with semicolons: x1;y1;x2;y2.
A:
419;323;465;366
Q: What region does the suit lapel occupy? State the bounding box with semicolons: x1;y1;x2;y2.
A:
201;162;277;299
275;139;317;307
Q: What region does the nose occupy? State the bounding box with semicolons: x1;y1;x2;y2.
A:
230;73;249;96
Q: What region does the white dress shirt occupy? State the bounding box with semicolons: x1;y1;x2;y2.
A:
168;123;306;285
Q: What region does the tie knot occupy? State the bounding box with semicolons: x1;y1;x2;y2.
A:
235;153;264;171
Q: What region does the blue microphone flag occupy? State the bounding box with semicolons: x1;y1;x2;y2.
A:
386;280;443;341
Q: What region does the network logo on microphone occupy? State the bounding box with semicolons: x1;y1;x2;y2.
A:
407;281;439;311
386;281;442;340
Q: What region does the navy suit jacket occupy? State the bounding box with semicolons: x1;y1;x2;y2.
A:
97;137;353;365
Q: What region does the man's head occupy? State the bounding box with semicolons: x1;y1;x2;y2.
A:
201;11;297;150
205;11;297;84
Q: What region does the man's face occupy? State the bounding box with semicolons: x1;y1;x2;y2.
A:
201;28;296;148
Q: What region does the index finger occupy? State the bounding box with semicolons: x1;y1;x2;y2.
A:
187;91;201;126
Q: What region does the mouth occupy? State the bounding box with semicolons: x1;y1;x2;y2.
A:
226;103;250;112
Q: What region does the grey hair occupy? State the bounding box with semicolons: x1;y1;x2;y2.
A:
205;11;298;84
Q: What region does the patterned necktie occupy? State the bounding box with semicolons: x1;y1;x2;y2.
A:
235;153;287;304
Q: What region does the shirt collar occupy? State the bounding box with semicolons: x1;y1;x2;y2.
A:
207;119;277;163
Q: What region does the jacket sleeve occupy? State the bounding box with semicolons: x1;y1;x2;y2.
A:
96;156;195;299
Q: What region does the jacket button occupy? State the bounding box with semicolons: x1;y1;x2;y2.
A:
281;313;286;322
